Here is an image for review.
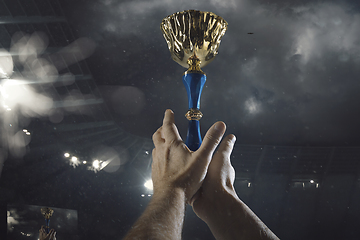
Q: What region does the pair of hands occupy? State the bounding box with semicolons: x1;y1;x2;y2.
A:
152;109;237;221
39;226;56;240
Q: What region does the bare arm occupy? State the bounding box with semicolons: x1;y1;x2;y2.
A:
123;188;185;240
123;109;226;240
191;134;279;240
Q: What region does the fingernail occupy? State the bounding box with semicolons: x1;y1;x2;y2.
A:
231;135;236;143
214;122;225;132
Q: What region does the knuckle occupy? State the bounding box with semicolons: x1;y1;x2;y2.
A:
205;134;221;145
166;138;182;149
152;129;161;140
225;137;235;147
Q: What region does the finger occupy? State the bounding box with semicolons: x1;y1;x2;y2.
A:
209;134;236;183
215;134;236;161
152;127;164;146
162;109;182;144
49;230;56;238
196;121;226;158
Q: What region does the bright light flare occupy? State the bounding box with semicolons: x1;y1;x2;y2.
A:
0;49;13;79
93;159;100;169
7;210;19;232
0;79;53;116
89;159;106;173
64;152;70;158
0;32;97;163
90;146;123;173
144;179;153;190
69;156;80;168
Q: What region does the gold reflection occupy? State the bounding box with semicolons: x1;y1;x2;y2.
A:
185;108;203;121
160;10;228;73
40;207;54;220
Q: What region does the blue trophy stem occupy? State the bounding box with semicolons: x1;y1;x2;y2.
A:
182;72;206;151
45;219;50;233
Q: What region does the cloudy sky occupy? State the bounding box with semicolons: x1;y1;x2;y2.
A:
63;0;360;146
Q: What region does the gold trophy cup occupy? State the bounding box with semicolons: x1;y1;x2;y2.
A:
160;10;228;150
41;207;54;234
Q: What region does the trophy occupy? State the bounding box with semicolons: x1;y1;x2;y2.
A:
160;10;228;151
41;207;54;234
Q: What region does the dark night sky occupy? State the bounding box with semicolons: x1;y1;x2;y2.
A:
60;0;360;146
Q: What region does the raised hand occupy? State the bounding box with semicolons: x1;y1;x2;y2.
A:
152;109;227;202
39;226;56;240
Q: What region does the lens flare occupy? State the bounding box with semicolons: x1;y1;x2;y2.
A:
0;49;13;79
69;156;81;168
144;180;153;190
0;31;95;167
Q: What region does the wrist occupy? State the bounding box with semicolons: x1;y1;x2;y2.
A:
205;190;278;240
153;186;186;203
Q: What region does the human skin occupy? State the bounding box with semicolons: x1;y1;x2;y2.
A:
39;226;56;240
123;109;226;240
123;109;279;240
190;134;280;240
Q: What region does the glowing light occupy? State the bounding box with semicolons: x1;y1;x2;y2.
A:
88;159;110;173
310;180;315;183
0;49;13;78
0;79;53;116
22;129;27;132
69;156;80;168
25;132;30;135
93;159;100;169
20;232;32;237
83;161;87;164
248;182;251;187
64;153;70;158
3;105;11;111
7;210;19;229
144;179;153;190
141;194;145;197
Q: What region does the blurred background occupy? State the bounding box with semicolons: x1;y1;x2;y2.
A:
0;0;360;239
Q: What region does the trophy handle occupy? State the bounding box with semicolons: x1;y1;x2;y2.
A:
182;72;206;151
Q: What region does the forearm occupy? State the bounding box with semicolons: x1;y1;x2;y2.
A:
205;191;279;240
123;188;186;240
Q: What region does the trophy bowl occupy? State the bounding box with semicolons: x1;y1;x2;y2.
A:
160;10;228;72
